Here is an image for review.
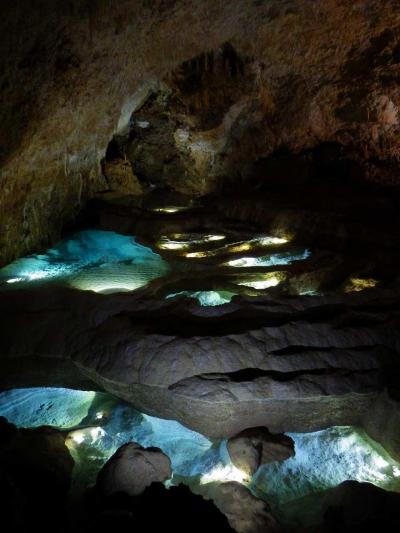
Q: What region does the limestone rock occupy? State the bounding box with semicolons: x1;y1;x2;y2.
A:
0;286;399;456
227;428;294;476
102;159;143;196
96;442;172;497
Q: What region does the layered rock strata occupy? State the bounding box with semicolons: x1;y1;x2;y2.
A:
0;286;398;457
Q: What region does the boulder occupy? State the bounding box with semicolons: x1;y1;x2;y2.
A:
227;427;294;476
96;442;172;497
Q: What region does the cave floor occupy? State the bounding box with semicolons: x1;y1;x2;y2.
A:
0;185;399;529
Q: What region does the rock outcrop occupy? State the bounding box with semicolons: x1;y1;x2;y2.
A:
227;428;295;476
96;442;172;497
0;285;399;458
102;160;143;196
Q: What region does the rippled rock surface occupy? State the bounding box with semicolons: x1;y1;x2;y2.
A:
0;230;169;294
0;281;399;449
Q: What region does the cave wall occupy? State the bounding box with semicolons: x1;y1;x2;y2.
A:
1;0;400;264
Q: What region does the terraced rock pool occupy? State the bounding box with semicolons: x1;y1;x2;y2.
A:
0;230;170;294
0;225;360;304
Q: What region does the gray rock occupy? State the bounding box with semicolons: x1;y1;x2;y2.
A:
96;442;172;497
0;287;399;457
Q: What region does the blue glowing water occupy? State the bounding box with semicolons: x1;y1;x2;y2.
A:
0;388;95;428
252;426;400;505
166;290;236;306
0;230;169;293
0;387;399;506
0;388;222;493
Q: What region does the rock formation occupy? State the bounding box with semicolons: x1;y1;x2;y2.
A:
2;1;400;264
227;428;295;476
0;284;398;459
202;481;279;533
96;442;172;497
1;1;400;530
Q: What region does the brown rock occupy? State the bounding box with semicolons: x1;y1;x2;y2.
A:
103;159;143;195
1;1;400;264
227;427;295;476
0;286;398;455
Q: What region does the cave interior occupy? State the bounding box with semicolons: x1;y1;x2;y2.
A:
0;1;400;532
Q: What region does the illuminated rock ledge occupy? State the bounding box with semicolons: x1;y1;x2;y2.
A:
0;388;398;528
0;286;399;458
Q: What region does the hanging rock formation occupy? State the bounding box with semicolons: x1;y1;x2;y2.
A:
0;286;399;459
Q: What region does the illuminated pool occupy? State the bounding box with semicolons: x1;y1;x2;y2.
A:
0;387;398;513
0;388;222;494
166;290;236;306
0;230;170;294
226;249;310;268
